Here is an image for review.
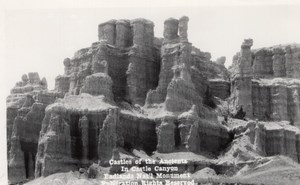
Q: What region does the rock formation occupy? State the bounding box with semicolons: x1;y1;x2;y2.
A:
156;116;177;153
178;105;200;152
226;40;300;164
6;73;63;183
6;16;300;184
35;111;75;177
98;108;123;165
229;40;300;128
229;39;254;118
224;120;300;163
80;73;113;100
78;114;89;163
8;136;26;184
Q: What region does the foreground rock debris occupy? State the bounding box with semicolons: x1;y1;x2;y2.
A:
6;16;300;185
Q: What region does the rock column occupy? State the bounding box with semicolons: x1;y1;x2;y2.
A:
131;18;154;47
270;85;288;121
239;39;253;77
27;152;35;179
98;108;121;166
163;18;179;42
266;129;285;156
284;130;298;161
63;58;72;75
34;113;73;177
98;20;116;45
127;18;155;105
289;88;300;128
178;105;201;152
8;136;26;183
28;72;40;83
296;134;300;162
285;46;293;78
156;117;176;153
79;115;89;163
116;20;132;48
253;49;273;78
179;16;189;42
55;76;70;93
254;124;266;156
69;73;78;95
231;39;254;118
272;48;286;77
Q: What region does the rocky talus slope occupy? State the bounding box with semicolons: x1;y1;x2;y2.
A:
6;17;300;185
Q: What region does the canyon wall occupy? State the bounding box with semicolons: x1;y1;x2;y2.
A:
226;120;300;163
6;16;300;184
229;41;300;128
7;17;232;183
7;73;63;183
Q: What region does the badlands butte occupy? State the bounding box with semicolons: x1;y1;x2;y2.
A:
6;16;300;185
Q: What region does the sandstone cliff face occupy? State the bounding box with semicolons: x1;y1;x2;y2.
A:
34;94;113;177
80;73;113;101
229;41;300;127
156;116;176;153
223;119;300;163
6;73;63;183
229;39;254;118
6;17;232;183
98;108;123;165
178;105;230;154
6;16;300;184
143;16;231;155
55;18;160;105
227;40;300;163
35;111;75;177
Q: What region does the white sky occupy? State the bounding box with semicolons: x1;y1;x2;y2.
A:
1;0;300;184
2;3;300;96
3;3;300;95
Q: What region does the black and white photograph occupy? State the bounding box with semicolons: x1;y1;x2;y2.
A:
2;0;300;184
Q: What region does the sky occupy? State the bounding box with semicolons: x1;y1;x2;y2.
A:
5;5;300;94
1;0;300;184
3;4;300;95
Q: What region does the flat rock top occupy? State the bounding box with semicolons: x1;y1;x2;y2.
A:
208;78;229;82
253;78;300;87
152;151;214;162
131;18;154;25
47;93;116;113
262;121;300;133
252;43;300;51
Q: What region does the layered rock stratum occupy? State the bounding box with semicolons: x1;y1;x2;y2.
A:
6;17;300;185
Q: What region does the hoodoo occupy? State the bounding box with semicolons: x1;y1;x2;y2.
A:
6;16;300;185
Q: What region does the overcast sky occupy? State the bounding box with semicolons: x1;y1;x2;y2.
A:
1;0;300;184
